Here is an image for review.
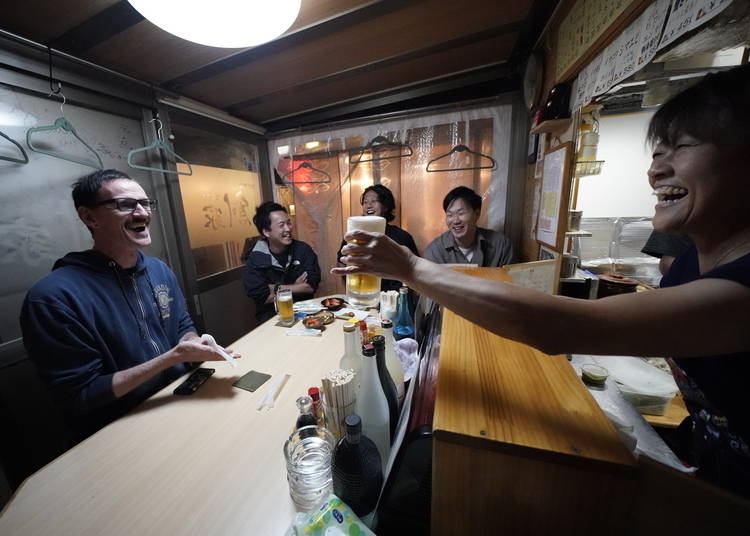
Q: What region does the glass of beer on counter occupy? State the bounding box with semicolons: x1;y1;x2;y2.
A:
345;215;386;308
275;287;295;326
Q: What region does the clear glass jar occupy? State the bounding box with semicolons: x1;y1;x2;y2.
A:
283;425;336;511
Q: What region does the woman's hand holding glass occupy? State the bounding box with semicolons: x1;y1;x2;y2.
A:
331;229;418;283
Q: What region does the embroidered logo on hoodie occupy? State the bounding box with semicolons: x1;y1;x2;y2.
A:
154;284;173;319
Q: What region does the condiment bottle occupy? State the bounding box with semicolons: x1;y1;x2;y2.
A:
358;320;370;345
295;395;317;437
307;387;325;426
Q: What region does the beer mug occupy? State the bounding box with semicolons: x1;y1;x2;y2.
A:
275;287;294;326
345;216;386;308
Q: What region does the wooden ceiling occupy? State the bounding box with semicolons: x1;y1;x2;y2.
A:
2;0;557;131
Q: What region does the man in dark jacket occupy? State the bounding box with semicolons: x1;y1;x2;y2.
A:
243;202;321;324
20;169;236;441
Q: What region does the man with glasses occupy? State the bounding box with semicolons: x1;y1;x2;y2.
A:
424;186;515;267
21;169;237;442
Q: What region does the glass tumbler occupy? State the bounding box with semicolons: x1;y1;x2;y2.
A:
283;425;336;511
345;216;386;308
275;287;294;326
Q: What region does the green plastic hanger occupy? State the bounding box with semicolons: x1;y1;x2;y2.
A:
0;130;29;164
127;119;193;176
26;91;103;170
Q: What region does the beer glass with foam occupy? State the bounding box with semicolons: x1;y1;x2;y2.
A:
275;287;294;326
345;216;386;308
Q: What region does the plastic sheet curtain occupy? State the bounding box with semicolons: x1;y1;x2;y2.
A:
268;104;512;296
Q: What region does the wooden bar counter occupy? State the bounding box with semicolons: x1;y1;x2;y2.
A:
432;267;637;534
431;267;750;535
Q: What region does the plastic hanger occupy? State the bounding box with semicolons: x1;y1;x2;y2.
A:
349;135;413;164
426;144;497;172
127;118;193;175
26;87;104;169
0;130;29;164
281;161;331;184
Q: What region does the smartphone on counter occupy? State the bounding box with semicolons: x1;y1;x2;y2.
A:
174;368;215;395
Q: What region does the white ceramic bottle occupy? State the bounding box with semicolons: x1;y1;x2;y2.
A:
339;323;362;391
357;344;390;466
381;319;405;408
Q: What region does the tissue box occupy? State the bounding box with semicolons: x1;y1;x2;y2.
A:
617;384;675;416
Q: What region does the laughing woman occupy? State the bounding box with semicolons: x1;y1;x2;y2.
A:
334;64;750;497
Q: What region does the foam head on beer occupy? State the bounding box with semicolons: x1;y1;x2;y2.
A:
347;216;386;237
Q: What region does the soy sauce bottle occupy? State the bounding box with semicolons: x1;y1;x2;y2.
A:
295;395;317;437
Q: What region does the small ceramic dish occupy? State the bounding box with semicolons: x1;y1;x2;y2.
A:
311;310;335;325
321;297;345;311
302;316;325;330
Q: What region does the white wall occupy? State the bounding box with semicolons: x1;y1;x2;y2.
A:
576;110;655;217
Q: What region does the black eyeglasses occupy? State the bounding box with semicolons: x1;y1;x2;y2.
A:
94;197;158;213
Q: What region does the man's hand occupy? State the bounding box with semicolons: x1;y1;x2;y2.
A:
111;333;240;398
170;335;241;365
294;271;308;285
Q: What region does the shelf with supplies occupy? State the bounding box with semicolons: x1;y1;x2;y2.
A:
574;160;604;177
530;118;573;135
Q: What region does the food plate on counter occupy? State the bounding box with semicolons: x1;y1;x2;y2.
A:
293;299;324;314
333;308;370;322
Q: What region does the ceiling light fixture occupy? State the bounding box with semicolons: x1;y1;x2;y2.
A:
128;0;302;48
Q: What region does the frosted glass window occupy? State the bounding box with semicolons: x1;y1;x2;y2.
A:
176;163;262;278
171;122;262;279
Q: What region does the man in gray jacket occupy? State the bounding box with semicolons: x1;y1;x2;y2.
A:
424;186;515;267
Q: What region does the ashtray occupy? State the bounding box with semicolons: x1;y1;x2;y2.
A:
321;297;345;311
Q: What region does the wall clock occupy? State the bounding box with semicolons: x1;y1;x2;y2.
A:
523;51;544;112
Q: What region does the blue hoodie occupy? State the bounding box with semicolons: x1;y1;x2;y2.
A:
20;250;194;439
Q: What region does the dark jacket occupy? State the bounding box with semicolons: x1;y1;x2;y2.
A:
337;224;419;292
243;237;321;323
20;250;194;440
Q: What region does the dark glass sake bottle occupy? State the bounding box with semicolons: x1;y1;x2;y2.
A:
332;414;384;518
372;335;399;440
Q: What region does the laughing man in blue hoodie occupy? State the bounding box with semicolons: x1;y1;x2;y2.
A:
21;170;239;441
